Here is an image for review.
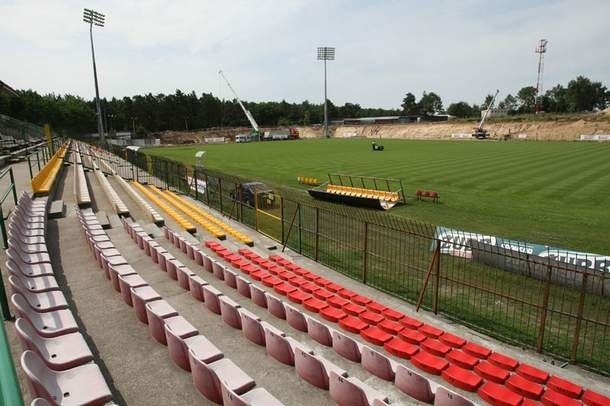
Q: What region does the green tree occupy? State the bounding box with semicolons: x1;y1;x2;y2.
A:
401;92;418;115
446;102;475;118
419;91;443;115
565;76;608;112
517;86;537;113
500;94;517;113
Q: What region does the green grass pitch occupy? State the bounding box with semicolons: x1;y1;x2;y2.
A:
144;138;610;254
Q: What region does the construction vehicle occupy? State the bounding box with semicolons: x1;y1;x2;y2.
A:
219;70;262;141
472;89;499;139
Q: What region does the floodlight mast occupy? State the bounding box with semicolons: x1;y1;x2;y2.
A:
317;47;335;138
83;8;106;142
218;70;261;139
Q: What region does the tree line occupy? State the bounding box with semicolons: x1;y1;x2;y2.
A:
404;75;608;118
0;89;399;136
0;75;606;136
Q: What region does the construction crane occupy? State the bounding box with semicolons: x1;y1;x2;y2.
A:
472;89;499;139
218;70;261;140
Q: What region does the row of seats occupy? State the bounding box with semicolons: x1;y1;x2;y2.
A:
72;144;91;207
91;160;129;216
114;175;165;226
161;226;395;405
325;184;400;202
116;217;283;405
150;186;226;239
200;240;477;406
297;176;321;186
207;243;610;406
131;181;196;233
31;142;69;196
6;192;113;405
163;189;254;246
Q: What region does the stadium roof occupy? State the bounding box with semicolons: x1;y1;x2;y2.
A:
0;80;18;96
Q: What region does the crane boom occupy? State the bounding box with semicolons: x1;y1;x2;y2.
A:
218;70;260;134
477;89;500;131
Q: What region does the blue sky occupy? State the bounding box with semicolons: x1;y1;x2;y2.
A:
1;0;608;109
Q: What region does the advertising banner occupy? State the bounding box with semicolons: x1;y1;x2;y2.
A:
435;226;610;273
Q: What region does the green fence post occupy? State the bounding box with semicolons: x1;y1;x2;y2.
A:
194;167;198;200
26;155;33;180
0;318;23;405
9;169;18;206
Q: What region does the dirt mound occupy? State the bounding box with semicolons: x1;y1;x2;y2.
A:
295;115;610;141
159;114;610;144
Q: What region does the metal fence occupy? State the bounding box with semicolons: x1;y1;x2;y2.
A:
104;144;610;375
0;114;45;148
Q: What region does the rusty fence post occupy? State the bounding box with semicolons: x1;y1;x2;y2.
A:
433;239;441;314
571;271;588;363
536;265;553;353
363;222;369;283
315;207;320;262
280;197;285;245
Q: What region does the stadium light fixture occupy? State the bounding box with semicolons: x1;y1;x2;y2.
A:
83;8;106;142
317;47;335;138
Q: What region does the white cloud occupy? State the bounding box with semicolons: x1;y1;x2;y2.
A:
0;0;608;109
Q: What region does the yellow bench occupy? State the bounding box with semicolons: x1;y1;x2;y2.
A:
32;144;69;196
325;184;400;202
154;189;226;240
132;182;196;233
166;190;254;246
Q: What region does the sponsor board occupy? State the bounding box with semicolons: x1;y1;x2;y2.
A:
435;226;610;273
579;134;610;141
186;176;207;193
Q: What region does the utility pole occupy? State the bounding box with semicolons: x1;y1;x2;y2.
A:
317;47;335;138
535;39;548;113
83;8;106;141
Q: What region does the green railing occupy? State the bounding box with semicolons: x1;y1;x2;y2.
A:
0;167;18;322
0;320;23;406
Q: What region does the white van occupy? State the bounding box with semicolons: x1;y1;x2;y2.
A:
235;134;251;143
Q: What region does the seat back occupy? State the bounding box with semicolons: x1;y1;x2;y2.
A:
294;347;330;389
395;364;435;403
285;303;308;332
188;348;222;403
219;296;242;329
14;317;44;352
329;371;369;406
11;293;32;319
263;322;294;365
265;293;285;319
240;309;266;346
306;316;333;346
361;346;396;381
250;284;267;308
20;350;58;403
434;386;473;406
331;329;362;362
220;380;248;406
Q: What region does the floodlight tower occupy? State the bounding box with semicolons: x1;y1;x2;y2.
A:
317;47;335;138
83;8;106;141
535;39;548;113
